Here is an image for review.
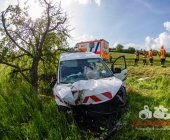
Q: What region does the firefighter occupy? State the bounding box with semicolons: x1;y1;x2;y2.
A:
142;50;147;65
148;49;154;66
159;46;166;67
109;54;112;62
134;50;140;66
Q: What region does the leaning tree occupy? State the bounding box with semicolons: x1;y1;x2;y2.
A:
0;0;71;94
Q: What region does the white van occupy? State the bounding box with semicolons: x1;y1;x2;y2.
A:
51;50;128;139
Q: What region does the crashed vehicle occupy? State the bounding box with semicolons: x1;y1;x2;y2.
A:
51;50;128;139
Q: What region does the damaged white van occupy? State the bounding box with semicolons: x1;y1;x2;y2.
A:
51;50;128;139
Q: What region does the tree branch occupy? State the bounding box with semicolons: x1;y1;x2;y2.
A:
48;18;67;32
38;1;51;58
1;11;34;58
11;53;27;60
0;61;31;84
11;68;31;74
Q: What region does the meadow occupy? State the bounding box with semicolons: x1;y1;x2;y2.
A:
110;52;170;67
0;52;170;140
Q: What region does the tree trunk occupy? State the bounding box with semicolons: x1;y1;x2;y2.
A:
30;58;39;95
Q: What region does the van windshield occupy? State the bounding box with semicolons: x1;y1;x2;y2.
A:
59;58;113;83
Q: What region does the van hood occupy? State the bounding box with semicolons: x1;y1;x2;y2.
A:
53;77;122;106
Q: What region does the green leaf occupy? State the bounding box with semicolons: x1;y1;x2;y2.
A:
2;47;8;56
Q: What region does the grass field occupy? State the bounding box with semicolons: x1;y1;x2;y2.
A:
0;53;170;140
111;66;170;140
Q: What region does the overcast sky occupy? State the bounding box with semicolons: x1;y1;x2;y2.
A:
1;0;170;51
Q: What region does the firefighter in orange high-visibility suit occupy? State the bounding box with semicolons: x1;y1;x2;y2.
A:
148;49;154;66
159;46;166;67
134;50;140;66
142;50;147;65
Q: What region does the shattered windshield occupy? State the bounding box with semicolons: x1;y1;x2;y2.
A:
59;58;113;83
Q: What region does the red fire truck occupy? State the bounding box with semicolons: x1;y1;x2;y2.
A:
76;39;109;61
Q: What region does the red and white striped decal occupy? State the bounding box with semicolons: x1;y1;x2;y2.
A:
102;92;112;99
54;95;64;103
83;92;112;104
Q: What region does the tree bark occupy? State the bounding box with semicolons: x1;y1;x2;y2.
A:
30;58;39;94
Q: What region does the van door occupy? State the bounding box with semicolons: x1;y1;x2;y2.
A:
111;55;127;87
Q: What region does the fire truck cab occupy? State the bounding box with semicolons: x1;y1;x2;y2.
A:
76;39;109;61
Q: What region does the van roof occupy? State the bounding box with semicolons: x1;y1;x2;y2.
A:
59;52;100;61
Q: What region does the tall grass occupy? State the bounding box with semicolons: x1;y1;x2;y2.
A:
112;66;170;140
1;64;170;140
0;67;81;140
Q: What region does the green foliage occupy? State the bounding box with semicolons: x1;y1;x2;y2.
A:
166;52;170;57
114;45;136;54
116;44;123;52
0;0;71;94
1;47;8;56
127;47;135;53
109;47;116;52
